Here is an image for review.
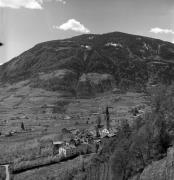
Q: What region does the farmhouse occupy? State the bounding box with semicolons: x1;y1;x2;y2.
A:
53;141;64;155
100;128;110;138
59;147;67;157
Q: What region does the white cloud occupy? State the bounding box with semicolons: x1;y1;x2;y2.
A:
56;0;66;5
55;19;90;33
150;27;174;34
0;0;66;9
0;0;43;9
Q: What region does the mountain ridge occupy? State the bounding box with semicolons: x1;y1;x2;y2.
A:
0;31;174;94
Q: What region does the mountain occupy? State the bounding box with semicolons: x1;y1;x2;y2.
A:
0;33;174;180
0;32;174;95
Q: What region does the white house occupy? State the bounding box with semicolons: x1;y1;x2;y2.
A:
59;147;67;157
100;128;110;137
53;141;64;155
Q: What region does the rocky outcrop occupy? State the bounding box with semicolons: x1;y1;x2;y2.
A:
76;73;115;97
139;158;166;180
139;147;174;180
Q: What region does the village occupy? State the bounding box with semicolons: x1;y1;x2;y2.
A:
25;104;145;164
55;104;147;156
52;106;115;157
0;91;147;180
0;106;117;173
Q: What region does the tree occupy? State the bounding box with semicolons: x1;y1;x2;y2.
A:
96;115;102;128
147;84;173;156
131;118;154;167
21;122;25;130
153;112;171;154
119;119;131;138
112;138;132;180
95;115;102;137
131;133;146;168
105;106;110;130
95;125;100;138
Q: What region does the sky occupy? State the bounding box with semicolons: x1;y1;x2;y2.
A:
0;0;174;64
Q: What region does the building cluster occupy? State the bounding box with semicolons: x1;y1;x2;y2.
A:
50;107;118;157
52;125;117;158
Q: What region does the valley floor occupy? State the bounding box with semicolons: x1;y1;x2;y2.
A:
0;81;149;179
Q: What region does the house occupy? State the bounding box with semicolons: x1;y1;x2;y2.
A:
59;147;67;157
108;132;116;137
90;130;96;137
53;141;64;155
100;128;110;138
94;139;101;143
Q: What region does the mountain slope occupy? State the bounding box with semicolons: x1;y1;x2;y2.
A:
0;32;174;92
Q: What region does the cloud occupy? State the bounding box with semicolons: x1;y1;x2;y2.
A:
150;27;174;34
55;19;90;33
56;0;66;5
0;0;66;9
0;0;43;9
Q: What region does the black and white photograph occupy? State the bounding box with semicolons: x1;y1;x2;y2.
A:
0;0;174;179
